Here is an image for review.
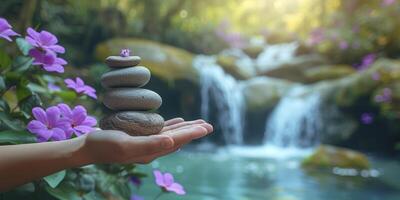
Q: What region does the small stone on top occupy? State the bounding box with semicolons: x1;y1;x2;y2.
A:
120;48;131;57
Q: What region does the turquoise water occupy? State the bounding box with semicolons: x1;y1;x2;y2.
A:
136;146;400;200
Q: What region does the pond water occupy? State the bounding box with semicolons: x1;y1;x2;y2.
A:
137;145;400;200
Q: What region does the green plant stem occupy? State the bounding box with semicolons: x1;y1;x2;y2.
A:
153;191;164;200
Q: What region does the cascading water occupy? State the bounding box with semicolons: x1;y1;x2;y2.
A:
264;85;323;148
256;42;299;72
193;55;245;145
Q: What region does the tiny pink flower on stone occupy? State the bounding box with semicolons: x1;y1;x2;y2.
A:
58;103;97;137
26;27;65;54
27;106;70;142
153;170;186;195
0;17;20;42
29;49;67;73
64;77;97;99
120;49;131;57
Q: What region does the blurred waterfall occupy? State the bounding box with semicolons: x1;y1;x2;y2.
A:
193;55;245;145
256;42;298;72
265;85;322;148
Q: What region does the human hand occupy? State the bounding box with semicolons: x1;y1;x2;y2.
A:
79;118;213;165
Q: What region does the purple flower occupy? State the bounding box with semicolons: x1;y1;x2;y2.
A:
130;195;144;200
129;176;142;188
153;170;185;195
375;88;392;103
58;104;97;137
357;53;376;71
120;49;131;57
339;41;349;50
29;49;67;73
0;17;19;42
48;82;61;91
64;77;97;99
382;0;396;6
25;27;65;54
27;106;70;142
360;113;374;125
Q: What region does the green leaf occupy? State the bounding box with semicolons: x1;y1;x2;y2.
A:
0;99;10;113
0;112;24;131
82;191;107;200
0;130;36;144
44;170;67;188
12;56;33;72
0;76;5;92
16;38;33;56
19;93;42;118
56;90;77;102
16;84;32;101
46;182;82;200
27;83;48;94
0;49;11;69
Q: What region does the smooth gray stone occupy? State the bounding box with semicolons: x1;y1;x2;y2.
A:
101;66;151;88
105;56;141;67
100;111;164;136
103;88;162;111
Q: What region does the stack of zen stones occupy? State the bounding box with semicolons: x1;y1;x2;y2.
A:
100;49;164;136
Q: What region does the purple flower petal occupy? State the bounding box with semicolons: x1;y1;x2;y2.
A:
58;103;72;118
50;127;67;141
166;183;186;195
27;120;47;134
154;170;165;186
46;106;60;127
64;77;97;99
74;125;94;136
0;18;19;42
32;107;48;124
163;173;174;186
72;105;87;125
81;116;97;126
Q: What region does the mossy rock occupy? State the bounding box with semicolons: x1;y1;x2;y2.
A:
302;145;370;170
304;65;355;83
242;77;293;111
95;38;197;83
242;45;264;58
333;58;400;106
216;55;254;80
261;54;328;83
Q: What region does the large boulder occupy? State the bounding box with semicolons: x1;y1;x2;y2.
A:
216;54;255;80
95;38;198;83
302;145;370;170
242;77;293;112
261;54;328;83
304;65;355;83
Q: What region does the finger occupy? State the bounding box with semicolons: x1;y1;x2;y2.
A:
163;126;208;146
161;119;205;132
124;135;175;156
162;122;213;134
164;118;185;126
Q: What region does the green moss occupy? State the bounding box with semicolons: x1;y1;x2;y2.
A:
302;145;370;170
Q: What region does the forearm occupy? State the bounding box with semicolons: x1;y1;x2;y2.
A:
0;136;88;192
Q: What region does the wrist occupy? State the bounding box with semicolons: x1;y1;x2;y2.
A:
67;135;92;167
